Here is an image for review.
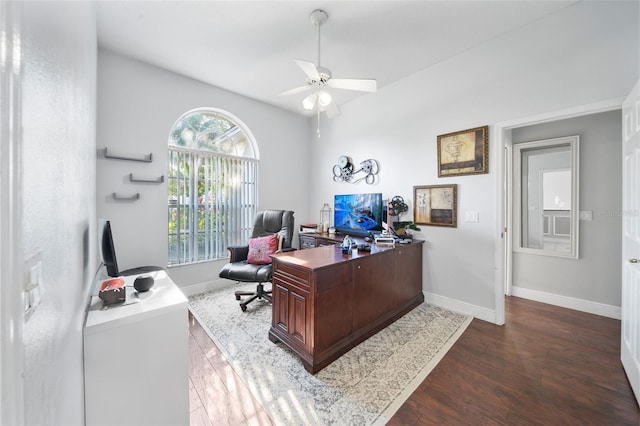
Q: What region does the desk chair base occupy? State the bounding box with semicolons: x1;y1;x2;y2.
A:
234;283;272;312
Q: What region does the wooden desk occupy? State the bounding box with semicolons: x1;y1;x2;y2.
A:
269;241;423;373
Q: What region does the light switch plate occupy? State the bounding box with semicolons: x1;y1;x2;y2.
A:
465;211;479;223
579;210;593;221
24;248;44;321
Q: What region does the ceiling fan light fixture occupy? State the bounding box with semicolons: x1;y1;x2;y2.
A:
278;8;377;137
302;92;317;110
318;90;332;107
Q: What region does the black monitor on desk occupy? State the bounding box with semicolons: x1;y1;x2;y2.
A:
99;219;164;277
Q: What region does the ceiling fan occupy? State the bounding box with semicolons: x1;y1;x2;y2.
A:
279;9;377;129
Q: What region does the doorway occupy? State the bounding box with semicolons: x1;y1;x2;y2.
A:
495;99;625;325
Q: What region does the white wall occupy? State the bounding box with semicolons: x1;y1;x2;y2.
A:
512;110;622;308
96;50;310;289
21;2;97;425
305;1;639;321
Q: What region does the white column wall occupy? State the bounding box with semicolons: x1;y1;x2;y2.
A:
21;2;97;425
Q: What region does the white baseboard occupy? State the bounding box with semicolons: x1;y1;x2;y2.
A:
179;279;231;297
424;291;496;324
511;286;621;320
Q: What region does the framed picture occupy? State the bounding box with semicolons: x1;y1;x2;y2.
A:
437;125;488;177
414;184;457;227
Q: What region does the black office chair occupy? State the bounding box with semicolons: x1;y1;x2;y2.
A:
219;210;295;311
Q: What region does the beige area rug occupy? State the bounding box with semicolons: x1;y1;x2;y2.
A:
189;282;472;425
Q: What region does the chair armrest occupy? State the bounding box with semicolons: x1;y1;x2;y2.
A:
227;245;249;262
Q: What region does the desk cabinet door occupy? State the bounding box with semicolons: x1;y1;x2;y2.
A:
272;262;311;353
353;253;394;330
393;244;423;308
315;262;353;353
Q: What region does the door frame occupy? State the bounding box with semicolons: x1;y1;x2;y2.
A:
0;1;25;424
494;97;624;325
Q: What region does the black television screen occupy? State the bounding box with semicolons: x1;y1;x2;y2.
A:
334;193;384;236
99;219;120;277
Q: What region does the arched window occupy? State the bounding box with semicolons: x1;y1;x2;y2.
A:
167;108;258;266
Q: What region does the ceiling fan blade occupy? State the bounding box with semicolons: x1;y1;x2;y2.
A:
328;78;377;93
322;99;341;119
294;59;320;81
277;85;311;97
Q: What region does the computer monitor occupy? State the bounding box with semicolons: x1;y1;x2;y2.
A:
99;219;164;277
99;219;120;277
333;192;384;237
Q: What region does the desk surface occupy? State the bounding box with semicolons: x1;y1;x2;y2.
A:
85;270;187;333
274;237;422;270
271;243;390;269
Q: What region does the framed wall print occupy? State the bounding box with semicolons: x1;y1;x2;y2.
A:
414;184;457;227
437;125;488;177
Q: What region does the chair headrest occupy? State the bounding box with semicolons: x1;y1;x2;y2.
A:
252;210;295;248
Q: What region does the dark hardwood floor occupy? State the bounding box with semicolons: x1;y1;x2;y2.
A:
188;297;639;425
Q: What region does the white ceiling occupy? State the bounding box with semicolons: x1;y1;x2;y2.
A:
96;1;578;116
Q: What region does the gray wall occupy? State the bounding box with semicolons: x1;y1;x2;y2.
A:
512;110;622;307
21;2;97;424
96;50;311;289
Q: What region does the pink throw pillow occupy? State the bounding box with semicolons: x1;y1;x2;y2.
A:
247;234;278;265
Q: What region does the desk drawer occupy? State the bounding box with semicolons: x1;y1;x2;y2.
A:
273;263;311;291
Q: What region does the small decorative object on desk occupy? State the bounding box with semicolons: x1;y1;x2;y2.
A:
388;195;421;239
320;203;332;232
133;275;155;292
393;221;421;240
341;235;354;254
98;277;126;305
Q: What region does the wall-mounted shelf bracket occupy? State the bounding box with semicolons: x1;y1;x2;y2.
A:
104;147;153;163
112;192;140;201
129;173;164;183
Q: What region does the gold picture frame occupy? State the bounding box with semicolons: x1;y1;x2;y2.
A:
414;184;457;227
437;125;488;177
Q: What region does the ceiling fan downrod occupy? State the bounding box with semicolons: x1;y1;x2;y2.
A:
310;9;328;68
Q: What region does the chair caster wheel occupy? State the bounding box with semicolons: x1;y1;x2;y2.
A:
235;295;241;300
240;304;247;312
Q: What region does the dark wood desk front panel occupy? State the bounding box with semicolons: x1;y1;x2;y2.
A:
269;242;424;373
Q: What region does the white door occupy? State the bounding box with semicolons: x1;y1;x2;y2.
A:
621;79;640;405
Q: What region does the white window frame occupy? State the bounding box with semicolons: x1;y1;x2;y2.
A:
167;108;259;266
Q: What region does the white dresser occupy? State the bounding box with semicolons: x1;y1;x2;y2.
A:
84;270;189;426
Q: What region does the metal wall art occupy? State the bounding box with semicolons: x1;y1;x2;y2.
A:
332;155;379;184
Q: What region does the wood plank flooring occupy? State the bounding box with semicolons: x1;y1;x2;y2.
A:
188;297;639;425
